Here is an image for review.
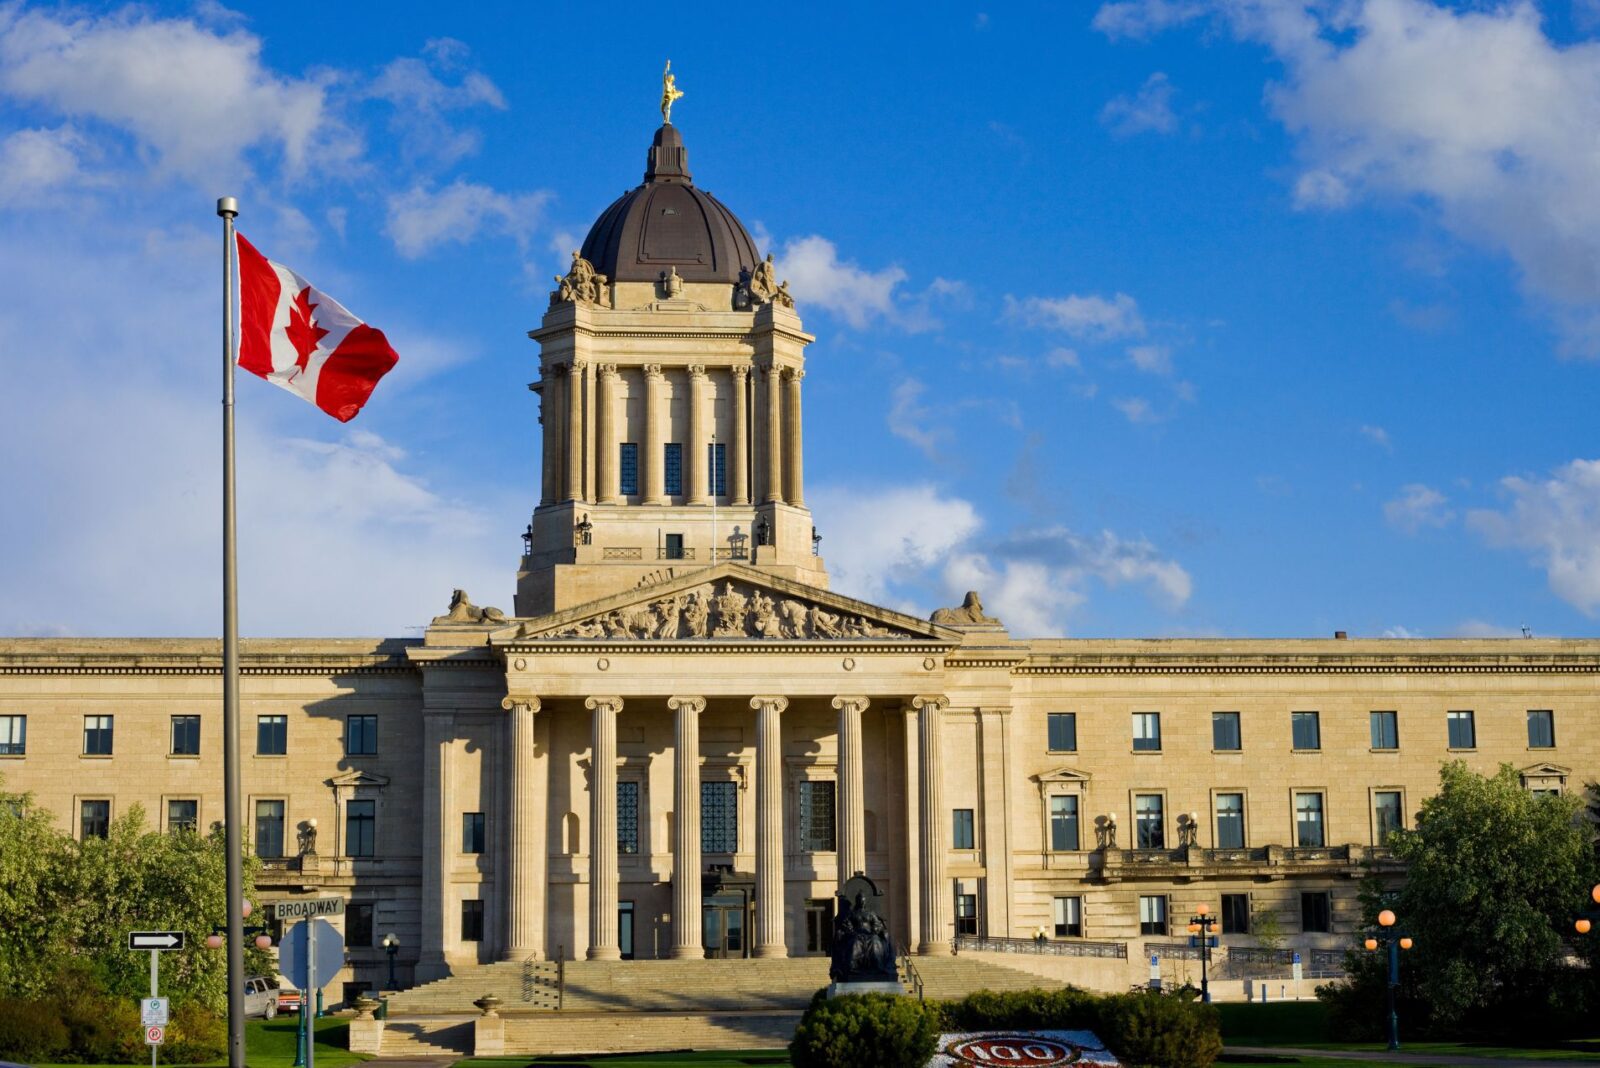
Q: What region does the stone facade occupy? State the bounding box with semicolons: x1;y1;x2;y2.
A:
1;120;1595;999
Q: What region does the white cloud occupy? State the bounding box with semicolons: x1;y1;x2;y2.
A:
1006;292;1146;340
1384;483;1453;533
1127;343;1173;375
811;484;1191;636
887;378;945;457
1359;424;1393;450
1451;619;1524;638
0;126;90;205
1045;347;1082;370
1113;396;1160;424
0;6;346;184
1096;0;1600;354
773;235;909;329
366;40;507;166
1467;458;1600;615
1101;72;1180;137
385;180;550;258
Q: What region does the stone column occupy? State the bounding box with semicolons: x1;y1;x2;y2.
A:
730;367;750;506
537;378;556;507
762;365;783;504
585;696;623;960
582;361;596;503
900;707;921;954
643;365;665;505
564;361;585;502
502;698;544;960
914;695;951;955
783;368;805;508
595;365;620;505
831;696;869;886
751;695;789;957
668;696;705;958
686;365;709;505
417;712;454;979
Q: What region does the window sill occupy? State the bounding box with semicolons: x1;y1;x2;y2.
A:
1046;749;1078;756
1130;748;1163;755
168;753;201;760
1527;745;1557;751
1290;748;1322;754
254;753;288;759
0;754;25;760
80;753;113;760
1369;747;1399;754
1211;748;1242;755
1446;747;1477;753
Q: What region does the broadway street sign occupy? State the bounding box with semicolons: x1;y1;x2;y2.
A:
271;897;345;921
127;931;186;951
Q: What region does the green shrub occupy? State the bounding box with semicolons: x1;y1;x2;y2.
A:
163;1000;227;1063
1095;991;1222;1068
0;997;69;1061
936;987;1099;1031
790;990;941;1068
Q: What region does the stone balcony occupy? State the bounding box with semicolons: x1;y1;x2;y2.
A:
1091;844;1403;883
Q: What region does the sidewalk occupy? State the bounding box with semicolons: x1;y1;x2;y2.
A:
1225;1045;1598;1067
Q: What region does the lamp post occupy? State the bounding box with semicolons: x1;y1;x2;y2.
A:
383;932;400;991
1186;903;1217;1003
1363;908;1414;1051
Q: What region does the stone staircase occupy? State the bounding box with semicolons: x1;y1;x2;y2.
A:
379;953;1068;1055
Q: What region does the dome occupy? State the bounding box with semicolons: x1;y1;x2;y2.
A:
579;125;762;284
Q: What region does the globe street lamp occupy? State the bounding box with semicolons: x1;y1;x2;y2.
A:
1572;883;1600;937
383;932;401;990
1186;903;1217;1003
1364;908;1414;1051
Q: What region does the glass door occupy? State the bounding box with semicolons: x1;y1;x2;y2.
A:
701;893;748;958
618;901;635;960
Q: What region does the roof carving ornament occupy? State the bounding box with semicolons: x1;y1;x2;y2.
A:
739;253;795;310
533;579;913;641
661;60;684;125
930;590;1000;627
552;250;611;308
434;589;507;625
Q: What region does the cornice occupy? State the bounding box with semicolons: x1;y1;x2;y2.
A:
1016;658;1600;676
500;641;952;656
0;658;415;677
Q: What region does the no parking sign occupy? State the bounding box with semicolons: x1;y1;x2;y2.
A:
145;1023;164;1045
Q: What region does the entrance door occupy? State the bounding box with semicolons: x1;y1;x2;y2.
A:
618;902;635;960
702;893;748;959
805;899;834;954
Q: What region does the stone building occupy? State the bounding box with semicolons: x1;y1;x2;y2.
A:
1;118;1595;1002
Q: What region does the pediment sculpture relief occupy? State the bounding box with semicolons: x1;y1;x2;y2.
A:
536;581;912;641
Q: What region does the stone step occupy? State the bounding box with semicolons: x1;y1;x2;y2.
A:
378;1018;473;1056
502;1009;802;1055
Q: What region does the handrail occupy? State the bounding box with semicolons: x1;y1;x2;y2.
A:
953;934;1128;959
557;944;565;1010
521;954;536;1002
898;951;924;1001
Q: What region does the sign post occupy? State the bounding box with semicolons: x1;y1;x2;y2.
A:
128;932;182;1066
1292;951;1303;1000
280;916;345;1068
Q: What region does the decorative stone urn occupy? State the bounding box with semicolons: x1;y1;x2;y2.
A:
474;993;503;1017
352;994;380;1019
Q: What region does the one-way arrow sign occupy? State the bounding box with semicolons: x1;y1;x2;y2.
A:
128;931;186;951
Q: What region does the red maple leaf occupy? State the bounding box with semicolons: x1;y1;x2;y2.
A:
284;285;329;379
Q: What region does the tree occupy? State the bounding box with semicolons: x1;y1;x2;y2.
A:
0;777;267;1013
1338;762;1599;1031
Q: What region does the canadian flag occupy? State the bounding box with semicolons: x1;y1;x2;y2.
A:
236;234;398;422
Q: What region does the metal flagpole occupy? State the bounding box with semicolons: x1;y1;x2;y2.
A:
217;195;246;1068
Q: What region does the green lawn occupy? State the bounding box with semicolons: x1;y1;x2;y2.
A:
37;1015;368;1068
456;1054;790;1068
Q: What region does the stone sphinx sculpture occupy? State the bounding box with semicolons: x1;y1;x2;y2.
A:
434;589;507;625
931;590;1000;626
827;873;902;994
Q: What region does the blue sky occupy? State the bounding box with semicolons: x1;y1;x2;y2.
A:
2;0;1599;639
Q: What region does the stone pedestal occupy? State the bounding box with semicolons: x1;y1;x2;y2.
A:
826;980;907;998
347;1015;384;1054
473;1012;506;1055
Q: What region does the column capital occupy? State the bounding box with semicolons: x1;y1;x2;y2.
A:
499;696;543;715
550;362;572;378
687;364;707;378
667;695;707;714
783;367;806;381
584;696;624;714
830;695;870;714
643;363;664;378
910;695;950;712
567;358;588;373
749;695;789;715
597;362;619;379
731;365;750;381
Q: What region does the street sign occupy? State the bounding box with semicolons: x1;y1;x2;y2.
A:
280;917;344;991
145;1024;164;1045
140;997;168;1027
272;896;345;921
128;931;186;951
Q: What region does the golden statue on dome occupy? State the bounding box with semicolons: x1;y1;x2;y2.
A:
661;60;684;124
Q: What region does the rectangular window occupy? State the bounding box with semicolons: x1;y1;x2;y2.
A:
799;781;837;852
701;781;737;853
1047;712;1077;752
254;800;284;858
952;809;976;850
0;715;25;756
1374;791;1403;845
1291;710;1321;750
1139;895;1168;936
1053;895;1083;938
461;899;484;942
1370;710;1398;750
1212;711;1241;751
663;442;683;496
1295;792;1325;847
256;715;286;756
346;903;374;948
80;799;110;840
346;800;376;858
1300;891;1331;933
1447;710;1476;749
708;442;727;497
955;893;978;936
1049;795;1080;851
1528;709;1556;748
664;533;685;560
617;781;639;855
1221;893;1251;935
170;715;200;756
1135;794;1165;849
83;714;113;756
1132;711;1162;752
462;812;486;854
345;714;377;756
167;799;198;834
1215;793;1245;849
619;443;639;496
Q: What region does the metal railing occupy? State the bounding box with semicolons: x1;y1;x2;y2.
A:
1145;940;1203;961
954;934;1128;959
603;547;642;560
898;951;925;1001
710;546;750;561
1205;847;1270;864
1283;845;1350;862
657;547;696;560
521;946;565;1009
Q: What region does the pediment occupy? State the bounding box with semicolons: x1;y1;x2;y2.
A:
327;770;389;790
494;563;957;644
1520;762;1571;780
1032;766;1092;786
